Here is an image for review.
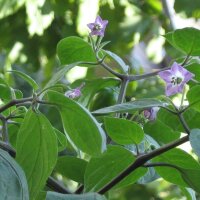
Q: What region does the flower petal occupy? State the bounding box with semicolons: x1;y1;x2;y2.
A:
158;70;173;82
166;84;179;96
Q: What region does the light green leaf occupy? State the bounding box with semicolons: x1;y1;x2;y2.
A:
0;84;12;100
92;99;168;115
165;28;200;56
104;117;144;144
47;91;106;156
16;110;58;199
8;70;39;91
189;129;200;158
0;149;29;200
57;36;96;65
84;145;146;192
55;156;87;183
46;192;106;200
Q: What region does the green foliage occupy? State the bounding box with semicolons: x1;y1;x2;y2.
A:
46;192;106;200
57;36;96;65
165;28;200;56
92;99;168;115
104;117;144;144
0;149;29;200
189;129;200;158
84;145;146;192
55;156;88;183
187;85;200;112
47;91;106;156
16;109;58;199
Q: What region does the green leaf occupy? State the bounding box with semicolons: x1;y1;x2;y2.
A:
92;99;168;115
54;128;67;152
189;129;200;158
153;148;200;188
187;62;200;82
0;149;29;200
0;83;12;100
46;192;106;200
8;70;39;91
44;62;80;90
187;85;200;112
84;145;147;192
47;91;106;156
180;187;196;200
104;50;129;73
104;117;144;144
144;120;180;143
57;36;96;65
71;78;120;107
165;28;200;56
16;110;58;199
55;156;87;183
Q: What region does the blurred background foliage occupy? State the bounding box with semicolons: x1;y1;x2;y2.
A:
0;0;200;199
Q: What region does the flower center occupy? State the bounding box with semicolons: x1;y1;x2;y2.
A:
94;24;102;30
171;76;183;85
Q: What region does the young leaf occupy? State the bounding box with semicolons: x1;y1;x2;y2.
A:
55;156;88;183
16;109;58;199
54;128;67;152
0;149;29;200
84;145;147;192
8;70;39;91
46;192;107;200
165;28;200;56
104;117;144;144
92;99;168;115
47;91;106;156
57;36;96;65
104;50;129;73
189;129;200;158
0;83;12;100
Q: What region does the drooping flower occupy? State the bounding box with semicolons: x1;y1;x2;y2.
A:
158;62;194;96
144;107;159;121
65;83;85;99
87;16;108;36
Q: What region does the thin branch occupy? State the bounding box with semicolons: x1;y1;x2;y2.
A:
144;162;180;171
98;135;189;194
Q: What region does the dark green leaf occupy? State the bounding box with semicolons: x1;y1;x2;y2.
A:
54;129;67;152
92;99;168;115
57;36;96;65
16;110;58;199
189;129;200;158
104;117;144;144
8;70;39;91
165;28;200;56
187;62;200;82
0;149;29;200
187;85;200;112
55;156;87;183
144;120;180;143
84;145;147;192
46;192;106;200
153;148;200;188
104;50;129;73
47;91;106;156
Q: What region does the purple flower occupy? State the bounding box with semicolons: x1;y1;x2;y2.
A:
87;16;108;36
158;62;194;96
65;83;85;99
144;107;159;121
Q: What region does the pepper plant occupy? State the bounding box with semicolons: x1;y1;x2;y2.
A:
1;15;200;200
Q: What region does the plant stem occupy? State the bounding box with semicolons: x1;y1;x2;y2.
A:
98;135;189;194
117;79;129;104
177;113;190;134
